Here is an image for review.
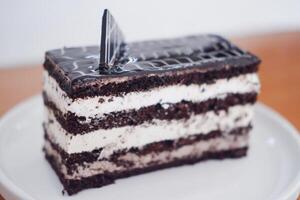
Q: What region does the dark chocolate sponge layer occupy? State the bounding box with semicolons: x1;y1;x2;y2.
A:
44;35;260;98
44;125;251;167
44;60;258;98
45;146;248;195
44;92;257;134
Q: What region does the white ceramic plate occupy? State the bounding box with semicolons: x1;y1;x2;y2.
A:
0;96;300;200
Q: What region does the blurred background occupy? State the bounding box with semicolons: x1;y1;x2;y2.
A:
0;0;300;199
0;0;300;123
1;0;300;126
0;0;300;67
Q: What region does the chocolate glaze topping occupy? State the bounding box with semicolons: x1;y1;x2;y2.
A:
44;34;260;95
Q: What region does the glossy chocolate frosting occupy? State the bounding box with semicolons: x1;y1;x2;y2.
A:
44;34;260;97
46;35;257;77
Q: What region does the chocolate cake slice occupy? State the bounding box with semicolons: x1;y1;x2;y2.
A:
43;10;260;195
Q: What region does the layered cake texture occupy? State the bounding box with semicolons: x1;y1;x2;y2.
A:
43;8;259;195
43;34;260;194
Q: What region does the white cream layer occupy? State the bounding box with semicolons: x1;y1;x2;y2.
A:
43;71;259;119
45;132;248;179
45;104;253;158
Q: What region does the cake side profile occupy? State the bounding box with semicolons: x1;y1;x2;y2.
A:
43;33;260;195
42;8;260;196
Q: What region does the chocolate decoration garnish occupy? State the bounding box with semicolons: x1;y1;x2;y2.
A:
45;35;260;92
99;9;125;70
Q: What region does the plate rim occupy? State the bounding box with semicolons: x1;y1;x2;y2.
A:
255;103;300;200
0;95;39;200
0;95;299;200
